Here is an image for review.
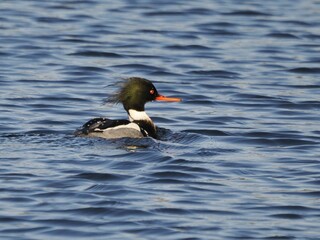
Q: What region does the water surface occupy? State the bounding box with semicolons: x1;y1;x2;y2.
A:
1;0;320;239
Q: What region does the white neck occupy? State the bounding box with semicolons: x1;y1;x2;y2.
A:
128;109;152;122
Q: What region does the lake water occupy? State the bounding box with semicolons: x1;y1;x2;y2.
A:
1;0;320;239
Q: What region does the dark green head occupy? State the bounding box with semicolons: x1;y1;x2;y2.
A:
112;77;159;111
108;77;181;112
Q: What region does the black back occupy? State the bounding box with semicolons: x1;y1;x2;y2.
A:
77;117;131;134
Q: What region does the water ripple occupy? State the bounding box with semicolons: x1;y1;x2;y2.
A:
69;51;124;58
1;0;320;239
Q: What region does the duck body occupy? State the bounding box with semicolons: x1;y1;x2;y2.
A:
75;114;156;139
75;118;144;139
75;77;181;139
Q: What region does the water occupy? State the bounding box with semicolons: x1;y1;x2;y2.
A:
1;0;320;239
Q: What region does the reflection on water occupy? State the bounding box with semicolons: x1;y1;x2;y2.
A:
1;0;320;239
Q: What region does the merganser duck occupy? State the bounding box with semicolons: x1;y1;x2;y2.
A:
75;77;181;139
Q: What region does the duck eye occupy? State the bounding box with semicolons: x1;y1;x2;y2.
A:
150;89;155;95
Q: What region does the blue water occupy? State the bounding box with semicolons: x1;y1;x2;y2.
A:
1;0;320;239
